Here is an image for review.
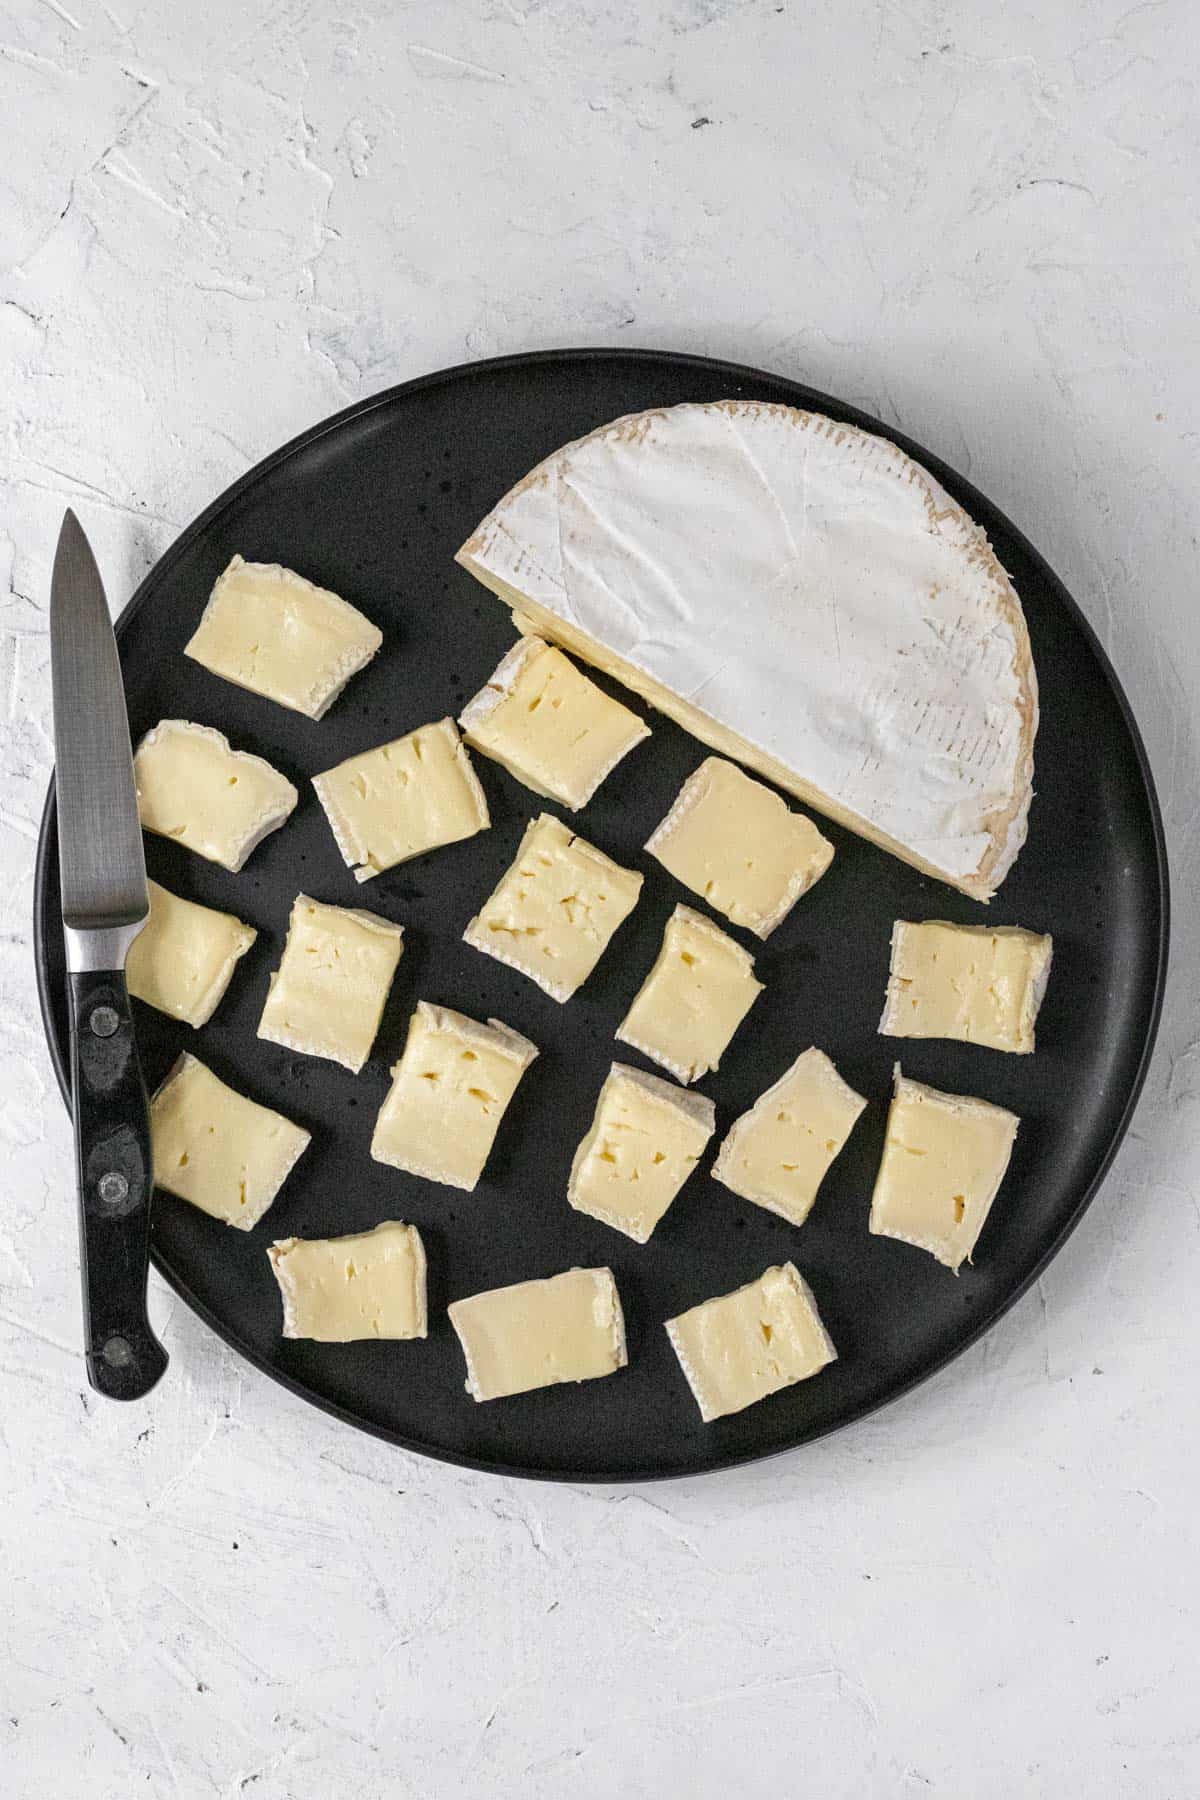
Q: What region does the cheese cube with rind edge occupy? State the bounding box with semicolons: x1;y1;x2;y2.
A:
456;401;1037;901
666;1262;837;1422
568;1062;716;1244
150;1052;310;1230
257;894;405;1073
268;1221;427;1341
879;919;1053;1054
370;1002;538;1191
615;904;763;1084
712;1046;867;1228
312;717;489;883
185;556;383;719
449;1267;627;1402
134;720;298;872
460;636;650;809
126;879;256;1027
869;1067;1019;1270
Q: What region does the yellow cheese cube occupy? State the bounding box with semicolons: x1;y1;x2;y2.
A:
126;879;256;1028
268;1221;427;1341
185;555;382;719
666;1262;836;1422
646;756;833;938
460;636;650;809
870;1067;1019;1270
880;919;1053;1054
370;1002;538;1191
312;717;489;883
449;1267;627;1402
568;1062;715;1244
712;1047;867;1228
463;813;643;1002
616;904;763;1083
134;720;298;872
150;1053;310;1230
257;894;404;1073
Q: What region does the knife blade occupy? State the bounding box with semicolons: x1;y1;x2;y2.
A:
50;509;168;1401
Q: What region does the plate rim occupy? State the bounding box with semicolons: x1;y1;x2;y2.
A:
33;346;1171;1483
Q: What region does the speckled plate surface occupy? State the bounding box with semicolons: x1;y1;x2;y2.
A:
34;350;1168;1481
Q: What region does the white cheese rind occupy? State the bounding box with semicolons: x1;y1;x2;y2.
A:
457;401;1037;901
665;1262;836;1422
448;1267;627;1402
460;636;650;808
150;1052;310;1230
879;919;1053;1054
268;1221;427;1341
134;720;298;872
126;879;257;1027
185;555;383;719
257;894;405;1073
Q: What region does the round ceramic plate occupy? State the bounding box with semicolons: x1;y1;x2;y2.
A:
35;350;1168;1481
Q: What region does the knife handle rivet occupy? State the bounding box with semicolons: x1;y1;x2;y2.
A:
101;1334;133;1370
98;1172;129;1208
89;1005;120;1038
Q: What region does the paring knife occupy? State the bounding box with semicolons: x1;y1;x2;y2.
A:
50;509;168;1401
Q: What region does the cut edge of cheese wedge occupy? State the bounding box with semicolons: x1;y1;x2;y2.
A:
185;555;383;719
134;719;299;872
268;1220;427;1341
456;401;1037;902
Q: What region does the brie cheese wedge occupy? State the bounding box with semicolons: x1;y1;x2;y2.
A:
712;1046;867;1227
257;894;404;1073
879;919;1053;1054
126;879;256;1027
457;401;1037;900
268;1221;427;1341
615;904;763;1083
568;1062;715;1244
150;1053;310;1230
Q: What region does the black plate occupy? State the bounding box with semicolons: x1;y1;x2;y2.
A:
34;350;1168;1481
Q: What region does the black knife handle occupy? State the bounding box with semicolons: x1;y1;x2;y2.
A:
67;969;168;1401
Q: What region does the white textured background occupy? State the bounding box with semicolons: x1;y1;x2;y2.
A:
2;2;1197;1795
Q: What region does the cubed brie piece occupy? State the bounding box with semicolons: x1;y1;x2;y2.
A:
257;894;404;1073
268;1221;427;1341
870;1067;1019;1270
616;904;763;1083
463;813;643;1002
449;1267;627;1402
126;878;256;1027
371;1002;538;1190
568;1062;715;1244
712;1047;867;1227
184;555;382;719
646;757;833;938
459;636;650;809
880;919;1053;1054
313;717;489;883
666;1262;836;1422
151;1052;310;1230
134;720;298;872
